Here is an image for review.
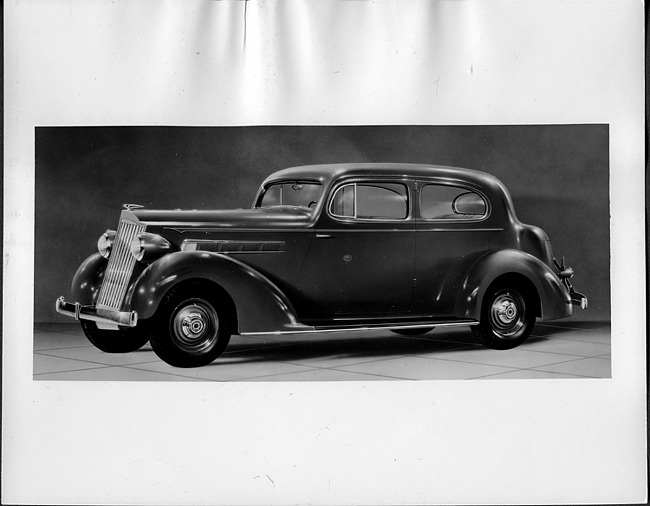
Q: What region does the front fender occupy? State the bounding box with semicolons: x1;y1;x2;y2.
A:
70;252;147;310
458;249;573;321
70;253;108;305
126;251;307;334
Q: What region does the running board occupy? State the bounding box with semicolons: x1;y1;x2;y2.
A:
240;319;478;336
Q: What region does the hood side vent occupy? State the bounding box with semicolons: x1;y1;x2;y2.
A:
182;240;285;253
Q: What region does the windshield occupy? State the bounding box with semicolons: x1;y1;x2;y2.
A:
256;181;323;209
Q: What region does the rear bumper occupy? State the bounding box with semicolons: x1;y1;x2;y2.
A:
553;257;588;311
570;289;588;310
55;297;138;327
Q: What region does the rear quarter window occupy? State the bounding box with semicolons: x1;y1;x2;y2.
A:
420;184;487;220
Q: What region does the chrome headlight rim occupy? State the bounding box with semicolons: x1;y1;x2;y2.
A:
97;230;117;259
130;235;145;262
130;232;171;263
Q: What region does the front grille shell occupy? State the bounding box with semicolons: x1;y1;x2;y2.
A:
96;214;146;310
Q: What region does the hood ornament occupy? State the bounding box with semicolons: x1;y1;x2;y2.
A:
123;203;145;211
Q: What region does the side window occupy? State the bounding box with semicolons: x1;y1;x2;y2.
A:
330;182;408;220
330;184;355;217
262;185;282;206
420;184;487;220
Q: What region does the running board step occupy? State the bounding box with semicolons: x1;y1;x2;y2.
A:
313;319;479;331
240;319;479;336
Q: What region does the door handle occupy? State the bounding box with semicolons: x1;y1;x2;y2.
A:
316;233;334;239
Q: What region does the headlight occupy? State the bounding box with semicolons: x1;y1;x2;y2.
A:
97;230;117;259
130;235;145;262
130;232;172;263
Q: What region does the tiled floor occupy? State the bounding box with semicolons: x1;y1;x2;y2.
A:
33;321;611;381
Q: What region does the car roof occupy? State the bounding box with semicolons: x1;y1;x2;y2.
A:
263;163;505;191
258;163;518;221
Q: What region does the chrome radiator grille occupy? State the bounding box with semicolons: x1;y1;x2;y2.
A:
97;217;146;310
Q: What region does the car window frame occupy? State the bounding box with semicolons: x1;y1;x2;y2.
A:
254;178;324;210
327;179;412;223
417;181;491;223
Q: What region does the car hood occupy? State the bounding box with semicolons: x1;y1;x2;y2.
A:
131;206;314;230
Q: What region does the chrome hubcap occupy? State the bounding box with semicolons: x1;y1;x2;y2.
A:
489;291;525;339
184;315;205;335
172;300;219;352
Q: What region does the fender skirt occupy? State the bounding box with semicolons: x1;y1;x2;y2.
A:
125;251;309;334
457;249;574;321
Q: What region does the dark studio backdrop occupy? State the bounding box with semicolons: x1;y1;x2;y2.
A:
35;125;609;323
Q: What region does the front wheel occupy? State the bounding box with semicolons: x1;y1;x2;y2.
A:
149;284;232;368
471;287;535;350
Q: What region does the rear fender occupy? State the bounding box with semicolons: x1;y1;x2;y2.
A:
126;251;305;334
458;249;573;321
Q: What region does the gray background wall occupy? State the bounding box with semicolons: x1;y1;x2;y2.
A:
35;125;609;322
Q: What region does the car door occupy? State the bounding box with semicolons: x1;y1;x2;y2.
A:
295;180;416;321
413;181;502;317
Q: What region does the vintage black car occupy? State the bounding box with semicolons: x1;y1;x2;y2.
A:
56;163;587;367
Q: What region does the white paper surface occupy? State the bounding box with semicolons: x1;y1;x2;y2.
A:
3;0;646;504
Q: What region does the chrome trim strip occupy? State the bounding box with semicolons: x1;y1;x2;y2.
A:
56;297;138;327
309;228;501;234
240;320;478;336
181;239;285;253
315;228;416;232
415;227;504;232
168;227;502;234
165;227;315;234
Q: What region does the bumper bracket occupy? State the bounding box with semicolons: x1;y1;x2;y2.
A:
553;257;588;310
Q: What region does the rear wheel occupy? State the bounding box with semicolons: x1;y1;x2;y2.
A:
149;283;232;368
472;286;535;350
391;327;435;336
80;320;149;353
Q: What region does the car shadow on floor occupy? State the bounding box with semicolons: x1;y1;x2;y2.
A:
100;321;609;367
212;330;486;366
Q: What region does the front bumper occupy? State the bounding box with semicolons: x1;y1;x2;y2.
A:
55;297;138;327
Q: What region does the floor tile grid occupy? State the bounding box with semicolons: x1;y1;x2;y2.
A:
108;339;482;382
33;356;223;382
244;325;611;380
34;341;604;378
496;341;610;359
125;363;415;382
31;335;384;381
34;356;410;382
525;323;609;343
122;347;607;382
225;344;485;381
423;354;611;380
32;321;611;381
35;349;160;368
534;322;611;332
332;352;610;381
33;333;487;381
